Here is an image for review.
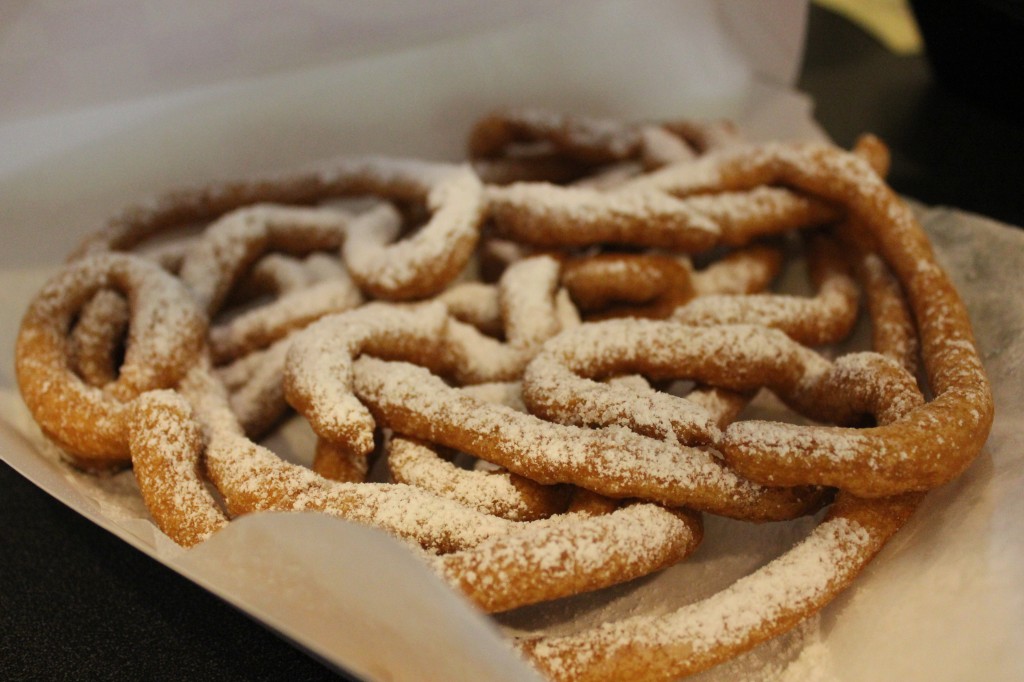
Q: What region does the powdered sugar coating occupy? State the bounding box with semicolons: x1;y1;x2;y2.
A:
850;248;919;375
283;301;449;455
695;142;993;494
435;503;701;614
16;127;996;682
519;504;915;682
722;351;929;494
524;321;811;447
689;245;783;297
15;253;206;463
178;204;349;315
487;183;721;250
442;255;579;384
209;275;363;363
674;234;860;346
68;288;130;387
128;389;228;547
437;281;502;333
499;255;566;350
387;436;569;521
351;356;823;521
217;336;293;438
338;160;485;300
179;355;522;553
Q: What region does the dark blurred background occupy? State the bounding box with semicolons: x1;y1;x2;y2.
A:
799;1;1024;228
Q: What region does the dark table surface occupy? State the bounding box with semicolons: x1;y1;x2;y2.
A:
2;5;1022;681
798;3;1023;228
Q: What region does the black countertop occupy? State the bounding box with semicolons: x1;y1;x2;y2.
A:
2;5;1021;681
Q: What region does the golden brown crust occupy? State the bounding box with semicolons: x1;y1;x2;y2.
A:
437;505;703;614
348;355;828;522
837;221;920;375
312;436;371;483
14;120;994;681
15;253;206;467
387;436;572;521
692;143;993;494
561;253;696;319
467;109;742;184
67;288;130;388
519;492;922;682
672;232;861;346
128;389;228;547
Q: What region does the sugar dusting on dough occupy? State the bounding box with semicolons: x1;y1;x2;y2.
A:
15;136;995;682
523;516;873;680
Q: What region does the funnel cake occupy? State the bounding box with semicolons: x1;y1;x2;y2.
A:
12;109;994;682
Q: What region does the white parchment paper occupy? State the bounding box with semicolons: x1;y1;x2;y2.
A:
1;2;1021;680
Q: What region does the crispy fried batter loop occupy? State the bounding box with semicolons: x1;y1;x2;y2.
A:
15;110;992;681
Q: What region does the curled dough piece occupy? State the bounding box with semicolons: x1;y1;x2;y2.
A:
838;221;919;375
560;243;785;321
216;336;293;438
284;258;575;449
519;491;921;682
721;360;936;496
177;204;350;315
602;375;754;456
434;504;702;614
209;274;364;364
68;288;130;387
519;323;746;445
436;280;504;336
500;255;576;349
283;301;450;456
715;320;927;497
672;232;861;346
387;436;571;521
337;159;485;300
142;158;482;306
642;142;992;494
561;253;695;320
71;172;344;260
386;380;580;522
689;244;784;296
347;356;827;522
486;184;722;252
205;436;513;555
128;390;229;547
181;358;701;610
15;253;206;467
525;321;923;453
176;205;363;433
519;309;926;679
443;255;579;384
181;357;515;553
485;180;837;253
438;253;580;339
468;109;741;180
71;155;470;259
208;252;362;433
